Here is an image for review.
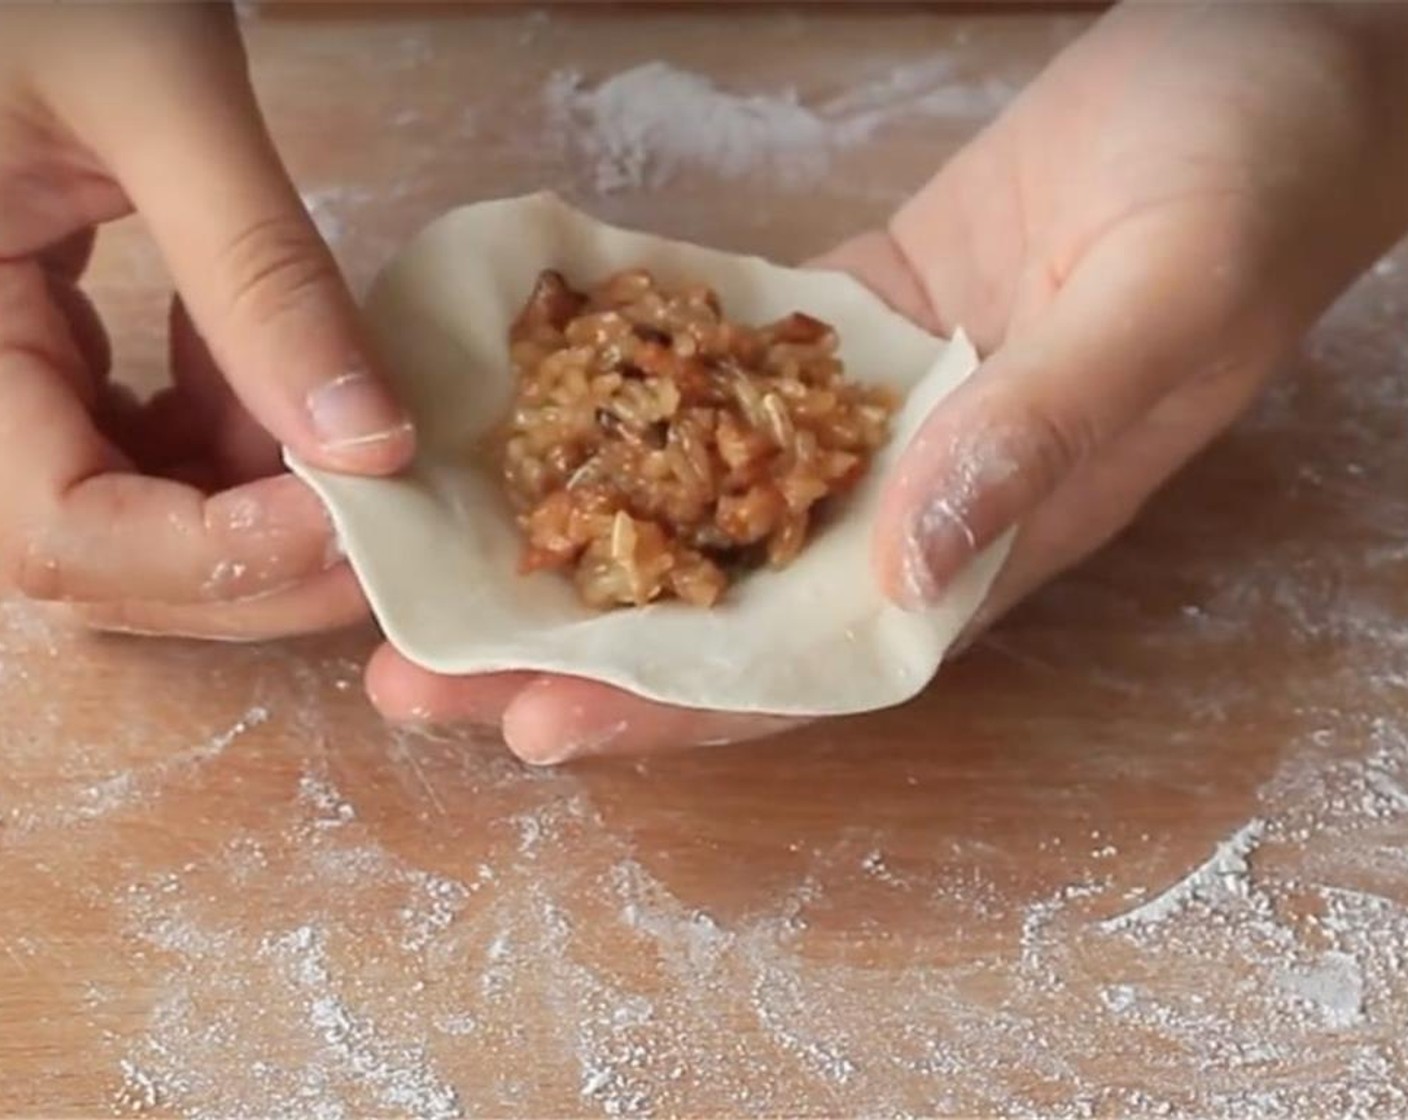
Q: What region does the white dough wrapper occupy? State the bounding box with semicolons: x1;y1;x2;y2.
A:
288;192;1012;716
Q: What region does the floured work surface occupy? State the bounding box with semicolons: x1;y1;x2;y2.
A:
3;8;1407;1118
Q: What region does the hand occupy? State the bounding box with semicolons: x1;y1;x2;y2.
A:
368;3;1408;762
0;5;414;639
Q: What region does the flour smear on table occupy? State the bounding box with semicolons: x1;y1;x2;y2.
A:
543;59;1014;193
3;19;1408;1119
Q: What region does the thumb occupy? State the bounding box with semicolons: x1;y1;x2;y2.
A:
70;12;414;476
875;205;1272;610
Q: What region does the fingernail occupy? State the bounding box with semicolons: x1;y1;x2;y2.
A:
895;423;1019;611
522;719;630;767
307;371;413;451
899;497;977;610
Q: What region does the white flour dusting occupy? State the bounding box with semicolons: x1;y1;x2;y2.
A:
1099;818;1267;931
6;639;1407;1119
4;704;268;835
546;64;830;192
114;1060;162;1114
101;777;472;1120
1277;951;1365;1030
545;60;1017;193
301;187;377;249
307;995;462;1120
299;772;358;829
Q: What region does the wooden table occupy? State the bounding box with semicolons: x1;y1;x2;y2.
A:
3;7;1406;1117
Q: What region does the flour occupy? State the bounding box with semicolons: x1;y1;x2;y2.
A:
301;187;376;249
114;1060;162;1114
545;59;1017;194
109;828;472;1119
1021;879;1109;985
306;996;462;1120
546;64;829;192
859;849;909;890
298;773;357;829
1099;819;1267;932
1276;951;1365;1030
432;1012;478;1037
1098;984;1137;1014
4;704;268;836
398;869;476;954
301;189;347;246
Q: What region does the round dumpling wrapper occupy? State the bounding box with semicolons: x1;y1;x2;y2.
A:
288;192;1012;716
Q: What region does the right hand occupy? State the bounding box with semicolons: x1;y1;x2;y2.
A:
0;5;415;639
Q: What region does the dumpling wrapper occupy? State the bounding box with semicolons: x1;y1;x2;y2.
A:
288;192;1011;716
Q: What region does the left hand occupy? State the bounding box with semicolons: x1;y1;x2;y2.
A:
367;3;1408;764
0;7;414;640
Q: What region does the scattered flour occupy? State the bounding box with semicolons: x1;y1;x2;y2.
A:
4;704;269;835
1276;951;1366;1030
107;816;472;1119
1099;819;1267;932
545;59;1017;193
298;772;358;829
301;187;375;248
308;996;462;1120
432;1012;478;1038
113;1060;162;1114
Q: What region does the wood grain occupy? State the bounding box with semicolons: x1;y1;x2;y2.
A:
2;8;1405;1117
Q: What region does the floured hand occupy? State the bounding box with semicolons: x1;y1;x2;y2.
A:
0;6;415;638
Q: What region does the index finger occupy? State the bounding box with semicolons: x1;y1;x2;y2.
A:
49;6;415;477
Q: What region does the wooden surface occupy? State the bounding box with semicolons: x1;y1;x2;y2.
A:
3;8;1408;1118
